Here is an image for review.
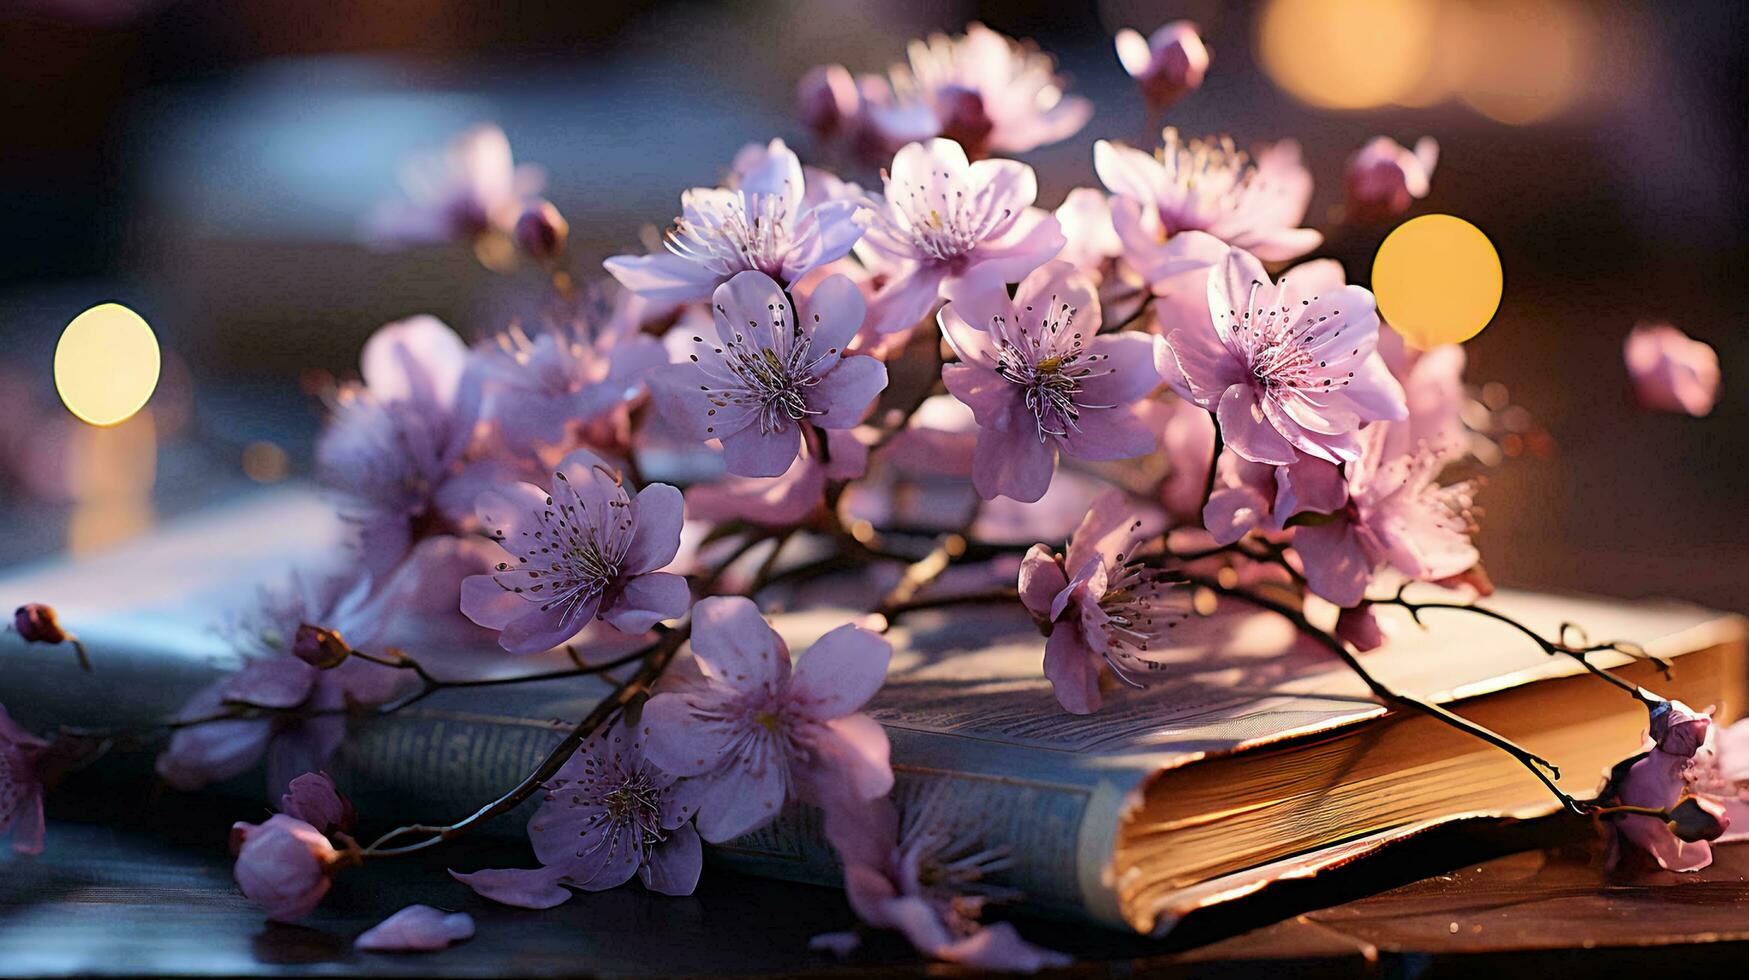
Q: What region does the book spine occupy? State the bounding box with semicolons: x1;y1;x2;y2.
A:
329;710;1121;928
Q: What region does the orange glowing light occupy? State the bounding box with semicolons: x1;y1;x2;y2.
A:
1256;0;1437;110
1372;215;1503;348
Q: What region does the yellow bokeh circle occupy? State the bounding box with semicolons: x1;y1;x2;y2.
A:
54;303;162;426
1256;0;1437;110
1372;215;1502;348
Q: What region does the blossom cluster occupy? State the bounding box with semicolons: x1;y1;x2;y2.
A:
11;17;1718;972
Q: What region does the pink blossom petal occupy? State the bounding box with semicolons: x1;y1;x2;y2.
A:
686;595;788;689
354;904;475;953
801;714;893;803
450;866;572;909
360;316;468;408
1076;332;1159;405
686;763;787;843
789;625;892;720
459;575;525;630
865;264;947;336
622;483;684;574
600;572;690;634
7;790;44;855
963;209;1065;284
1056;402;1157;461
809;355;887;428
936;921;1072;972
1043;628;1102;714
1218;385;1299;465
1294;519;1371;607
498;600;598;655
720;424;803;479
639;820;703;896
604;251;720;306
1017;545;1069;619
796;272;867;357
1160;328;1245;408
640;693;734;778
971;415;1057;503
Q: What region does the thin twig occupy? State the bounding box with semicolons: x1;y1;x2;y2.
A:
1188;576;1588;814
1370;590;1663;704
361;624;690;857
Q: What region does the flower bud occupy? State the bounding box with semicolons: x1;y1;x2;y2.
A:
1114;22;1209;110
795;64;860;136
513;200;569;263
1344;136;1438;223
1648;699;1711;758
1336;606;1385;652
1625;322;1720;418
291;623;350;670
231;814;347;922
13;603;68;645
280;772;356;835
1668;795;1729;843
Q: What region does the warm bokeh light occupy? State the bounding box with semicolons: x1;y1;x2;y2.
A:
242;440;290;483
1256;0;1437;109
1372;215;1503;348
54;303;162;426
1453;0;1587;124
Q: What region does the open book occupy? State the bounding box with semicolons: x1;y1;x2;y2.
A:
3;489;1743;935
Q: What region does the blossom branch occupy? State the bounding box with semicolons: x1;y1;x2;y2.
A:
1187;576;1588;814
1369;588;1667;704
360;623;691;857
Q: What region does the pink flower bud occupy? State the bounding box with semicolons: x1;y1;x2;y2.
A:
291;623;350;670
1344;136;1438;222
13;603;68;645
1114;22;1209;110
280;772;356;835
231;814;346;922
1669;795;1729;843
1624;322;1720;417
1648;699;1711;758
795;64;860;136
1336;606;1385;652
513;200;569;262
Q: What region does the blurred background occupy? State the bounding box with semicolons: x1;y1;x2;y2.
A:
1;0;1744;607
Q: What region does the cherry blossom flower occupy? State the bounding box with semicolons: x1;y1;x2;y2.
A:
1019;491;1207;714
1;703;47;855
1345;136;1438;223
366;124;543;247
317;316;484;576
1625;322;1720;417
819;789;1069;972
648;271;887;478
857;139;1065;336
1377;324;1469;461
157;571;408;796
1114;21;1209;110
1157;247;1406;465
641;597;893;842
477;287;668;452
1158;394;1216;523
355;905;476;953
939;260;1159;501
1096;130;1320;287
513;200;568;261
1607;701;1717;871
231;813;350;922
452;720;702;905
1335;606;1385;652
605;139;868;305
873;23;1091;160
460;448;688;654
1293;425;1478;608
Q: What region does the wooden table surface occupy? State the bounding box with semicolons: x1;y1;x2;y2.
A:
6;784;1749;978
